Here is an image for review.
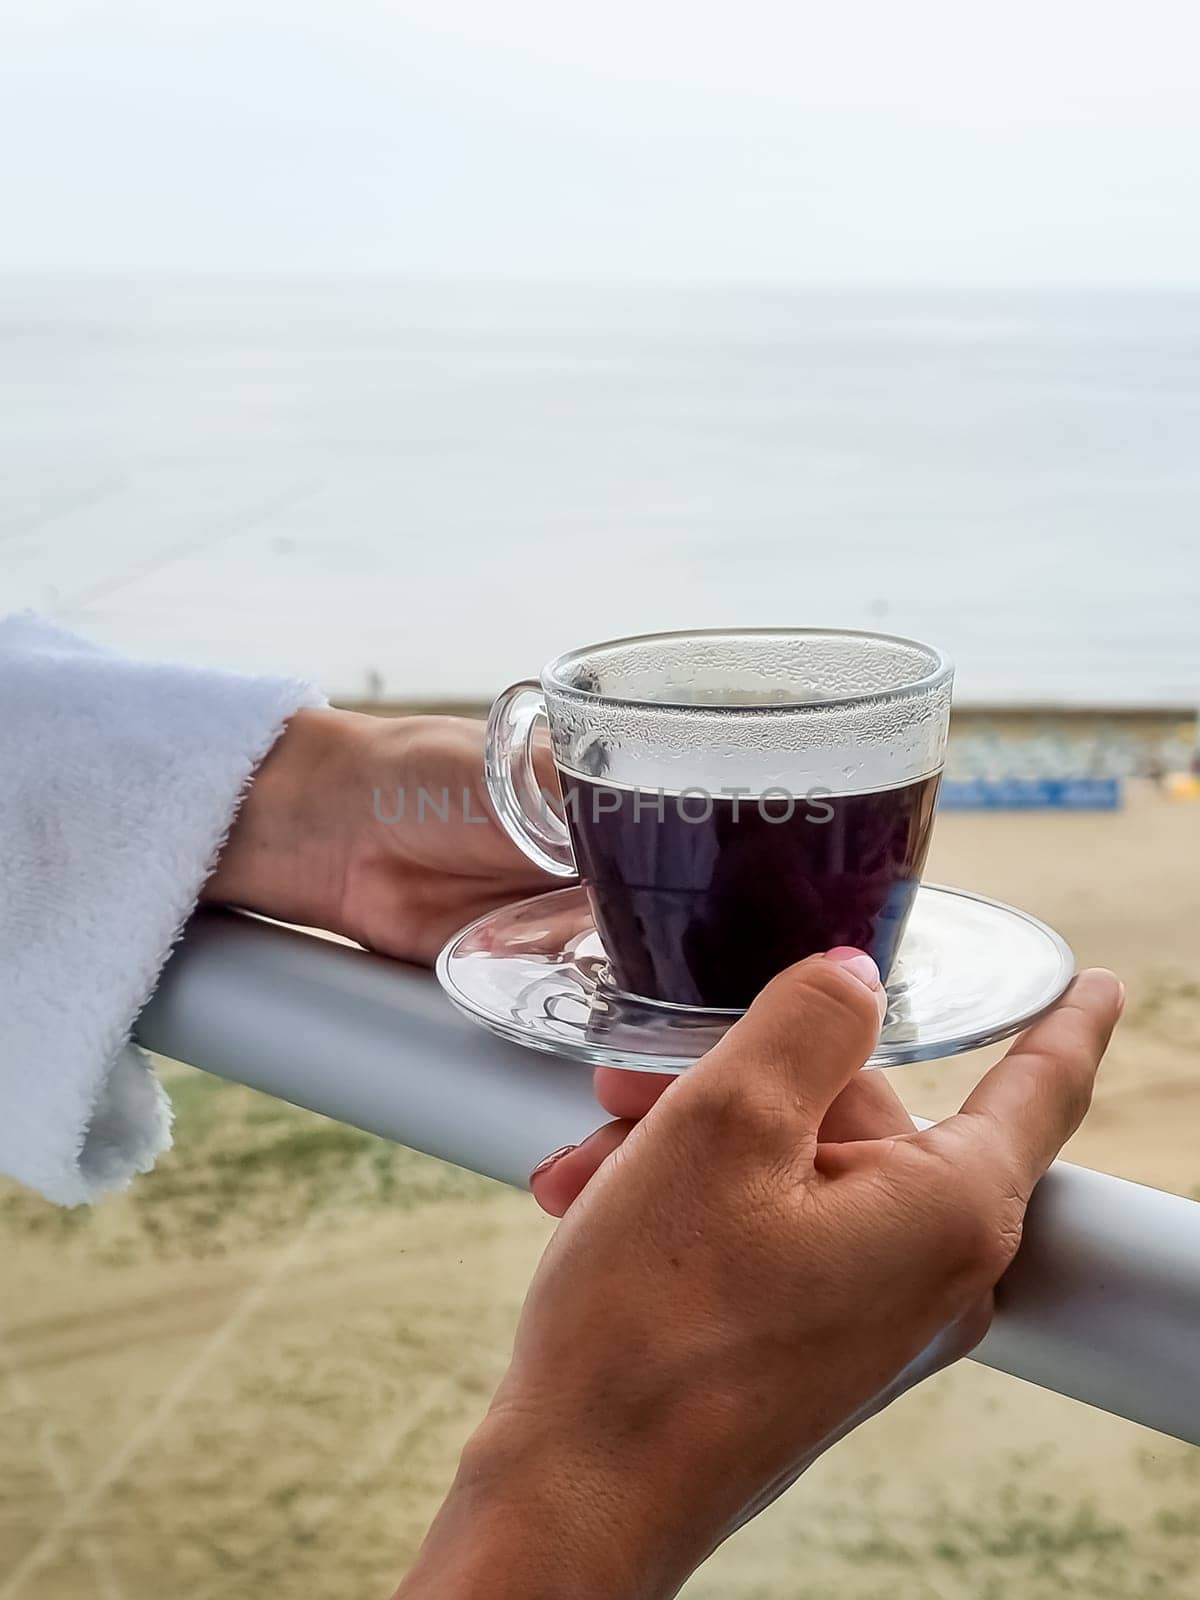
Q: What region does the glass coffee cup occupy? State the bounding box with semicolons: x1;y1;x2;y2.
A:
484;628;953;1011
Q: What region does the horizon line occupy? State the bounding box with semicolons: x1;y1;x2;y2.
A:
3;267;1200;296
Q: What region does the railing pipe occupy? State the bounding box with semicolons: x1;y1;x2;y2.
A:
137;910;1200;1448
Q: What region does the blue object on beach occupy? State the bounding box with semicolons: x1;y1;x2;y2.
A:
939;778;1122;811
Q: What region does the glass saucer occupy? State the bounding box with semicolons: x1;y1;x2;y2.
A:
435;884;1074;1074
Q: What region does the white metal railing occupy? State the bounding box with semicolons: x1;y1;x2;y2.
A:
136;908;1200;1448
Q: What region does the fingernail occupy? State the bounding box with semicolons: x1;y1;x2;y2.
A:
824;946;888;1023
1117;981;1127;1017
529;1145;575;1183
824;947;881;991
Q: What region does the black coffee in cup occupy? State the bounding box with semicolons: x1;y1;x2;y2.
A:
560;771;940;1009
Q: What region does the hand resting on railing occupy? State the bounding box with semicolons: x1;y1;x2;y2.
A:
395;957;1123;1600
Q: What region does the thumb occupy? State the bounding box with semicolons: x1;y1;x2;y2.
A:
685;947;888;1134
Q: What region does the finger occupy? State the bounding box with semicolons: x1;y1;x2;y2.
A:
818;1068;913;1144
596;1000;901;1137
918;969;1124;1197
687;947;887;1133
528;1120;633;1217
529;725;563;814
594;1066;675;1121
530;1074;672;1221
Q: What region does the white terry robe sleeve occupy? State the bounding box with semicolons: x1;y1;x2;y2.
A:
0;613;325;1205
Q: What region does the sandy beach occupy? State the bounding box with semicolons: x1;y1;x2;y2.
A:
1;784;1198;1599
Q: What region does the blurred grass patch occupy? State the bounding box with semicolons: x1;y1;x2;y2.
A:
1130;977;1200;1046
0;1056;501;1260
683;1482;1194;1600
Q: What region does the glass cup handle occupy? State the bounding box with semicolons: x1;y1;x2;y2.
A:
484;681;577;878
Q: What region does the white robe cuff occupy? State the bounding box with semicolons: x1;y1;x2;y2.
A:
0;613;324;1204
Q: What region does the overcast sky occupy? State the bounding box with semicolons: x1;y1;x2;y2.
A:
3;0;1199;284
